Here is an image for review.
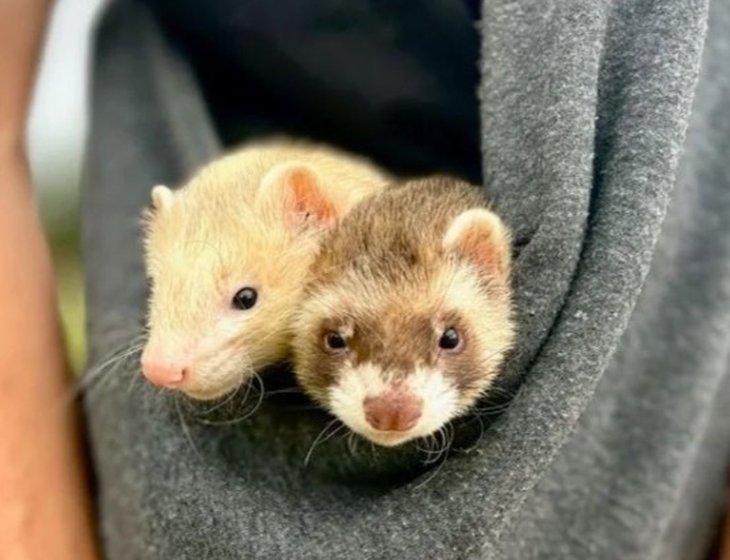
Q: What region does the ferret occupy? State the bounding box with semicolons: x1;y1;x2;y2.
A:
141;139;388;400
292;177;515;447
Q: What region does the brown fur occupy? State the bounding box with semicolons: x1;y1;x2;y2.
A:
292;176;516;445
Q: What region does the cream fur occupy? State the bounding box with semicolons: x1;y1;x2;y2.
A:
151;184;174;211
142;139;388;400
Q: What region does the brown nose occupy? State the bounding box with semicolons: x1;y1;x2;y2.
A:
363;390;423;432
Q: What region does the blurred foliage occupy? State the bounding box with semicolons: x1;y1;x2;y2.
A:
41;189;86;377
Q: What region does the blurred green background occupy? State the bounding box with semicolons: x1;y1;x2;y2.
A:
41;190;85;375
30;0;107;375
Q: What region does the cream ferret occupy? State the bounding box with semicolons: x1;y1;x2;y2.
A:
292;177;515;447
141;139;388;400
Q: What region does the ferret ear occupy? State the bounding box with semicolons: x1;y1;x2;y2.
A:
260;163;337;231
150;185;174;212
443;208;511;282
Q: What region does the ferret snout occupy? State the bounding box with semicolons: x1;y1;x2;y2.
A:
363;390;423;432
140;348;187;388
325;363;461;446
140;339;246;400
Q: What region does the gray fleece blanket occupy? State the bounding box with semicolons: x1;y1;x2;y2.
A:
83;0;730;558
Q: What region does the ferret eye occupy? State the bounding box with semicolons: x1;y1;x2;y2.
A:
232;287;258;310
324;331;347;352
438;327;461;351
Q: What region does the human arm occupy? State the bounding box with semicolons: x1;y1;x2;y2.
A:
0;1;98;558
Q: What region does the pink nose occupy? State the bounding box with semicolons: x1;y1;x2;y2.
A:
140;355;187;388
363;390;423;432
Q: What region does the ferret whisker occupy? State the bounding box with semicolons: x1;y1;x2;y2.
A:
236;373;256;407
481;348;508;363
368;441;378;461
486;384;517;400
415;426;455;488
337;426;353;442
424;433;439;453
459;413;486;453
126;366;144;396
194;377;261;426
417;445;444;458
413;445;450;491
472;402;511;414
196;383;243;417
346;431;360;458
82;341;142;385
175;394;203;460
73;340;145;400
143;377;166;414
248;371;266;413
415;433;440;455
262;387;303;397
304;418;345;467
422;428;447;465
429;425;455;466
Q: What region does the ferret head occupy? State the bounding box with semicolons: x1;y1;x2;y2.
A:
141;162;339;400
293;182;515;447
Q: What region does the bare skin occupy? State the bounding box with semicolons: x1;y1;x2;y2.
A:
0;1;98;558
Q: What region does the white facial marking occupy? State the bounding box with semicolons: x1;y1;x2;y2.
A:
328;362;460;447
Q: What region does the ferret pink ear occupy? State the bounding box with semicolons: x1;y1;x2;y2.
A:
443;208;511;283
150;185;174;211
261;163;337;231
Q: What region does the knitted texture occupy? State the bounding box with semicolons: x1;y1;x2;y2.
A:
83;1;730;558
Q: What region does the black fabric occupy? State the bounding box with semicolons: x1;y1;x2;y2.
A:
139;0;483;181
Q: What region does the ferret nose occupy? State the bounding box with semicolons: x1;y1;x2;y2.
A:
140;354;187;388
363;390;423;432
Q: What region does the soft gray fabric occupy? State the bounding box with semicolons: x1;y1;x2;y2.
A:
83;0;730;558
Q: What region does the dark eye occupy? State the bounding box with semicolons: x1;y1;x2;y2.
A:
438;327;461;351
232;287;258;310
324;331;347;352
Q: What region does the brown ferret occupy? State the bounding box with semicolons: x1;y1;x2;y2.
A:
292;177;515;447
141;139;388;400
